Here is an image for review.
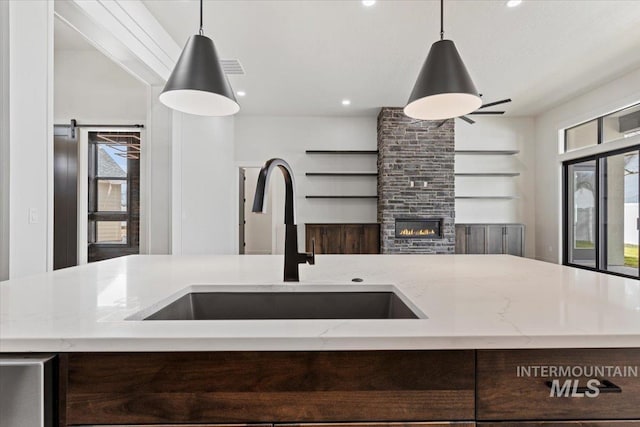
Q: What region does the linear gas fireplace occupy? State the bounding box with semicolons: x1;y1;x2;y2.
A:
395;218;443;239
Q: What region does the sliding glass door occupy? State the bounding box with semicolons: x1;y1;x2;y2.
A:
603;150;639;275
566;159;597;268
564;146;639;278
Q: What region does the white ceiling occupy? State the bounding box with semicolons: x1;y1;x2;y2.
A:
69;0;640;117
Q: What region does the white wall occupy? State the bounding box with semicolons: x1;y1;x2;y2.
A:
243;167;273;255
535;66;640;263
172;113;236;255
54;49;147;124
54;45;174;256
455;117;536;258
0;0;9;280
235;116;378;247
8;0;54;278
144;85;173;254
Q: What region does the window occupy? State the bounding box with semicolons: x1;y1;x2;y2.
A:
564;102;640;152
88;132;140;262
565;120;598;152
564;146;639;278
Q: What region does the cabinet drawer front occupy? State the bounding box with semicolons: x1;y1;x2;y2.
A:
478;422;640;426
477;349;640;421
283;424;476;427
64;351;474;425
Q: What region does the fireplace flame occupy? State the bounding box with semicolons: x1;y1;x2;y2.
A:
399;228;436;236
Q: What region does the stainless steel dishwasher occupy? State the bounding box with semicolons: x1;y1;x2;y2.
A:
0;354;56;427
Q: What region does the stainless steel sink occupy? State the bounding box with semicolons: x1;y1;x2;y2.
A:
141;291;421;320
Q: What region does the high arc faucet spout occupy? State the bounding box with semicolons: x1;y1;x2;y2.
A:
251;158;296;225
251;158;314;282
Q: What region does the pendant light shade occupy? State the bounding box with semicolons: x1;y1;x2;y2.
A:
160;34;239;116
404;0;481;120
404;39;481;120
159;0;239;116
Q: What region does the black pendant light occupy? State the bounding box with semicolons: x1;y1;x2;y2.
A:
404;0;481;121
159;0;239;116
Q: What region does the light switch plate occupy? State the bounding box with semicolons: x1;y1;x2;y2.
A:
28;208;38;224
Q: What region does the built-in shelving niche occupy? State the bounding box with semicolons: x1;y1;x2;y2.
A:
305;150;378;155
455;149;521;201
306;172;378;177
305;150;378;200
306;195;378;199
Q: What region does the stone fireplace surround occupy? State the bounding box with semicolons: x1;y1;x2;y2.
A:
377;107;455;254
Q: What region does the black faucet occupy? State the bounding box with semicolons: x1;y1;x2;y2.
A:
252;158;315;282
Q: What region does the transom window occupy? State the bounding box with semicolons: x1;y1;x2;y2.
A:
565;102;640;152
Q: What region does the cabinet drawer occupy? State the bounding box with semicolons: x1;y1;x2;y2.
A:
478;422;640;426
477;349;640;421
283;424;476;427
64;351;474;425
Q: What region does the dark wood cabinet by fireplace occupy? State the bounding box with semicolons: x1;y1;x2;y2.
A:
305;223;380;254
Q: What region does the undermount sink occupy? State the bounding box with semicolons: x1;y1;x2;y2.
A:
137;289;423;320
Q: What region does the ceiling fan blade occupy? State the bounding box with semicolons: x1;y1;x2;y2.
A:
479;98;512;109
469;111;505;115
459;116;475;124
436;120;448;128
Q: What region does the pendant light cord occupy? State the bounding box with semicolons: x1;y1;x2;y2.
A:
440;0;444;40
199;0;204;35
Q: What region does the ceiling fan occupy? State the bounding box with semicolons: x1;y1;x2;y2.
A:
408;98;512;127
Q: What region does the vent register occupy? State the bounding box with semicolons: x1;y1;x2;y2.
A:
220;59;245;75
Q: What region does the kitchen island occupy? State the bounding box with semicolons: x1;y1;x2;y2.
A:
1;254;639;351
1;254;639;426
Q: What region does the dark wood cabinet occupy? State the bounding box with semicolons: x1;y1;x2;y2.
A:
455;224;524;256
285;424;476;427
55;348;640;426
305;224;380;254
479;423;640;426
61;351;474;426
477;349;640;421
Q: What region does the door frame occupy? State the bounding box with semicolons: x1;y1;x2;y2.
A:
77;127;146;264
236;163;282;255
562;144;640;279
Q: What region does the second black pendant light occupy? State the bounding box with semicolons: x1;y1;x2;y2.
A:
404;0;481;121
159;0;239;116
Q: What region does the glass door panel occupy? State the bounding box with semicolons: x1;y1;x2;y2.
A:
603;150;639;276
567;160;597;268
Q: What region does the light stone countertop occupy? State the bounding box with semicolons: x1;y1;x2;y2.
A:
0;254;639;352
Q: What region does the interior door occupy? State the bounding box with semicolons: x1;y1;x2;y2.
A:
53;125;78;270
239;168;246;254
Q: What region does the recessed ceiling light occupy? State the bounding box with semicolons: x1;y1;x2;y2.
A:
362;0;376;7
506;0;522;7
342;99;351;106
